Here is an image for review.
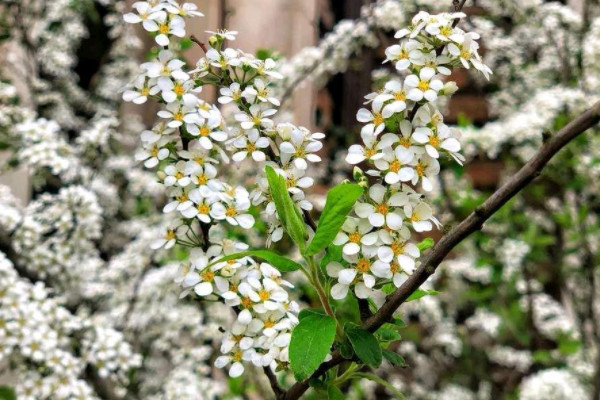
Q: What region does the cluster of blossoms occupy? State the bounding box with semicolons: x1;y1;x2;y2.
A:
326;12;491;304
0;251;140;400
123;0;326;377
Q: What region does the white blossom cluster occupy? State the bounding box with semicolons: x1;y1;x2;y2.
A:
325;11;491;303
518;369;588;400
122;0;329;378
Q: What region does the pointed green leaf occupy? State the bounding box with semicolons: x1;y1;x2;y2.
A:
265;165;307;249
290;313;337;381
208;250;301;272
406;288;440;302
382;350;407;368
344;323;382;368
305;183;363;256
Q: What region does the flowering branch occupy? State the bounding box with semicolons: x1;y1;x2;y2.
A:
283;99;600;400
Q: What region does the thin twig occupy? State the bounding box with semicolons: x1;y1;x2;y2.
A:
190;35;208;54
263;367;285;399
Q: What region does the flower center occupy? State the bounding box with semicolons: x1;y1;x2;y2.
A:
264;320;275;328
285;176;296;188
429;135;440;147
165;229;176;240
389;160;401;173
141;87;150;96
390;262;400;274
175;172;184;179
150;147;159;157
417;80;430;91
201;270;215;282
416;161;426;177
391;241;405;256
349;232;361;243
247;143;256;153
295;147;306;158
365;148;377;158
253;116;262;126
460;50;471;60
399;138;411;148
197;174;208;185
197;204;210;214
356;259;370;273
394;91;406;101
410;213;420;222
376;204;389;215
193;157;204;165
258;289;270;301
229;282;238;292
225;207;237;217
173;112;183;121
232;349;243;362
258;89;268;98
174;83;184;96
440;26;452;36
158;24;170;35
176;193;188;202
200;126;210;136
241;297;252;308
373;113;384;126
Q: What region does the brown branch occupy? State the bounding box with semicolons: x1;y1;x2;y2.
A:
190;35;208;54
263;367;285;399
283;101;600;399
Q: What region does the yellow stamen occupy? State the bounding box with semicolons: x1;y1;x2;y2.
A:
376;204;389;215
258;289;270;301
348;232;361;243
225;207;237;217
356;259;370;273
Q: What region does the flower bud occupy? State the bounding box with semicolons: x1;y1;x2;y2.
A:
353;166;365;182
441;81;458;96
157;170;166;180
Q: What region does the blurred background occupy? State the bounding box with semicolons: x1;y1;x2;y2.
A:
1;0;600;399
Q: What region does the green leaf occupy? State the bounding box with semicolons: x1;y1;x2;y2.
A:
320;244;343;270
327;385;345;400
290;313;337;381
406;288;440;302
299;308;326;320
417;237;435;251
306;184;363;256
209;250;302;272
265;166;307;249
377;326;402;342
0;387;15;400
344;323;382;368
382;350;407;368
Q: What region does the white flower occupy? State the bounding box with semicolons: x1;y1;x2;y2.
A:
376;80;407;118
346;131;397;165
186;163;219;190
242;79;280;106
163;187;193;213
333;217;379;256
207;29;239;41
218;82;243;104
144;14;186;46
377;238;420;274
373;146;415;185
135;136;170;168
164;2;205;17
356;97;387;136
279;127;323;170
404;202;439;232
239;277;289;313
412;124;461;160
410;154;440;191
211;196;255;229
448;33;492;79
142;50;189;81
354;184;405;230
164;160;191;187
232;129;270;162
384;40;422;71
122;75;159;104
180;187;216;223
157;102;189;128
404;68;444;102
207;48;241;69
123;2;164;25
157;78;197;104
185;114;227;149
327;250;389;300
235;105;277;130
